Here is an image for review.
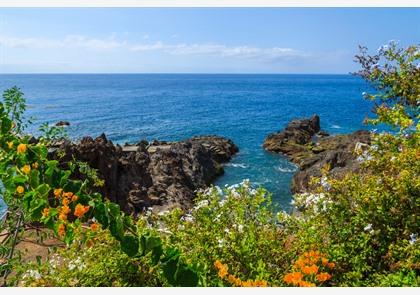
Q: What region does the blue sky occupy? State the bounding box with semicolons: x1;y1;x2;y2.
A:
0;8;419;73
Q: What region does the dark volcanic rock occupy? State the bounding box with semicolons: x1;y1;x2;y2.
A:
55;121;70;127
263;115;371;193
52;134;238;213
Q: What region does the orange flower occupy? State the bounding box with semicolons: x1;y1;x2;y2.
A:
58;223;66;237
32;162;39;169
241;280;253;287
16;186;24;194
214;260;223;269
321;258;329;266
42;207;50;218
22;164;31;174
90;222;100;231
294;258;306;269
227;274;242;286
327;262;335;269
61;205;71;214
63;192;74;198
71;195;79;202
74;204;90;218
62;198;70;206
54;188;63;198
284;272;304;286
17;143;27;154
316;272;332;282
302;265;319;275
298;280;316;287
252;280;268;287
7;141;14;149
59;205;71;221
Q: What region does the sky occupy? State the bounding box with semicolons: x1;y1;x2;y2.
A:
0;8;419;74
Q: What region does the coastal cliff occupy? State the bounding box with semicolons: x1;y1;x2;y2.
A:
51;134;238;213
263;115;371;193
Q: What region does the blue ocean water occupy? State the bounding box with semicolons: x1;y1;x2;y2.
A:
0;74;372;214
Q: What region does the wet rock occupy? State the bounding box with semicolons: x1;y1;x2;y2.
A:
263;115;371;193
55;121;70;127
51;134;238;213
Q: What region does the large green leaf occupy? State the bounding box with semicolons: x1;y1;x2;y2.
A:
120;235;139;257
93;202;109;228
175;264;199;287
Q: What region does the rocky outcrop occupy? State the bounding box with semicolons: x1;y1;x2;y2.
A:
263;115;371;193
52;134;238;213
55;121;70;127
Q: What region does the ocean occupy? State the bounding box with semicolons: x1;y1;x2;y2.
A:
0;74;373;215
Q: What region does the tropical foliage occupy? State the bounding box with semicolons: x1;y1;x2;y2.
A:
0;42;418;287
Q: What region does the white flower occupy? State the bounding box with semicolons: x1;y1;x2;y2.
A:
224;228;230;234
217;238;225;248
320;177;331;190
194;200;209;210
158;210;170;216
213;213;222;222
409;233;417;244
181;214;194;223
68;257;86;271
23;270;42;280
364;224;374;234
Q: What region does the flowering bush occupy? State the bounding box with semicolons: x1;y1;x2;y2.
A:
1;42;418;287
141;181;295;286
283;42;420;286
283;251;334;287
0;87;199;287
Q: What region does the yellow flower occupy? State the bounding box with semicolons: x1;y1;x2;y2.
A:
16;186;24;194
7;141;14;149
17;143;27;154
22;165;31;174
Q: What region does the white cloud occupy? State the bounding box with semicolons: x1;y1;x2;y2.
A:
0;33;307;61
0;34;125;50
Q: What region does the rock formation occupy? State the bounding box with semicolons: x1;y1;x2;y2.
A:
263;115;371;193
52;134;238;213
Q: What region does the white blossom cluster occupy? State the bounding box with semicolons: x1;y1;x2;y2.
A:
292;192;331;213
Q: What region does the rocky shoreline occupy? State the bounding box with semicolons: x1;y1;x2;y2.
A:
263;115;371;193
51;134;238;214
46;114;371;214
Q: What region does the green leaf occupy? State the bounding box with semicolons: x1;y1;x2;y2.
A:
109;216;124;241
94;203;109;228
120;235;139;257
36;184;50;198
175;264;199;287
29;169;40;188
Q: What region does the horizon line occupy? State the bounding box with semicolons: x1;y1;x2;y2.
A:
0;72;353;75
